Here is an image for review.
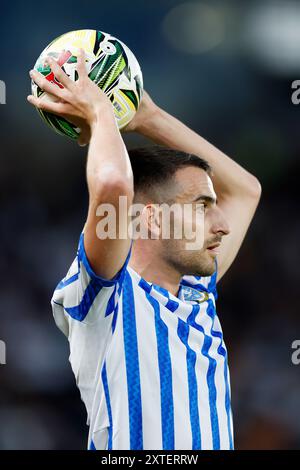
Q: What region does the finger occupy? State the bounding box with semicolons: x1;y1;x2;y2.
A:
76;48;88;78
46;56;75;89
27;94;73;115
29;69;68;100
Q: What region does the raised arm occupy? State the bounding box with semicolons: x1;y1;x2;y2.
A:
126;92;262;281
28;50;133;279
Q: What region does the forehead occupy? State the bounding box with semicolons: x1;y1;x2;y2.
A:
174;166;216;201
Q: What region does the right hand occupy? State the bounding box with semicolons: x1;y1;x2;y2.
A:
27;49;114;146
122;90;159;134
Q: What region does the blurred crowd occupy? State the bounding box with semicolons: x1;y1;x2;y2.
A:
0;0;299;449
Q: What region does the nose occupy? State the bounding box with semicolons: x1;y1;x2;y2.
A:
211;206;230;237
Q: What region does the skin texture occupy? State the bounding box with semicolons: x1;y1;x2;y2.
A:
27;51;261;296
29;50;133;280
128;94;262;284
129;166;229;295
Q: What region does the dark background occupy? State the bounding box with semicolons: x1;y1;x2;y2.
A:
0;0;299;449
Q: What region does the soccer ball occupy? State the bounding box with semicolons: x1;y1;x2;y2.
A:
31;29;143;139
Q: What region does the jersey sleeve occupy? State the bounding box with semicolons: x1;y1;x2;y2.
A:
52;232;130;330
51;233;131;420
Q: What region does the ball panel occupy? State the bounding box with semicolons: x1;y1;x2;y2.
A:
45;29;97;57
31;29;143;139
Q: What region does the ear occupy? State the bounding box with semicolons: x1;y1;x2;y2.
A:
141;204;161;239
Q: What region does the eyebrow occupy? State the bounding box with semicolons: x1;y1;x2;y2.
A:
193;195;217;205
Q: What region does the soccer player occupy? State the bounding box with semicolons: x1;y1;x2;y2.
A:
28;50;261;450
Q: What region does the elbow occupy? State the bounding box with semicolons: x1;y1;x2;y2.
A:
246;175;262;202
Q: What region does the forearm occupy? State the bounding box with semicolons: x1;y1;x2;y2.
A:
138;106;260;200
87;106;133;193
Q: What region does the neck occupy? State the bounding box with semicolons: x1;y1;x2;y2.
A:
129;241;181;297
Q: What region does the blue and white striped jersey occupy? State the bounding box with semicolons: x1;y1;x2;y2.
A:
51;233;234;450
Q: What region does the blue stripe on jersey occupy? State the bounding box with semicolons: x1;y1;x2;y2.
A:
153;285;179;312
89;440;96;450
180;278;209;293
187;305;220;449
177;314;201;450
207;264;218;299
165;298;180;312
105;284;117;317
63;279;103;322
77;234;103;282
138;278;152;293
146;291;175;450
56;272;79;290
224;355;234;449
111;303;118;334
77;233;131;288
101;362;113;450
111;282;124;334
59;233;132;323
122;272;143;450
206;299;233;449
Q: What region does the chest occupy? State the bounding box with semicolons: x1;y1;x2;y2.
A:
112;289;227;372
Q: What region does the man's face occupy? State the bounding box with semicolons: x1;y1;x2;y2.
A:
159;166;230;277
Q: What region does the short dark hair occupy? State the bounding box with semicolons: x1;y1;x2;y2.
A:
128;145;211;200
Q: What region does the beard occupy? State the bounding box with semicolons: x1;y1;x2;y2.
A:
161;239;217;278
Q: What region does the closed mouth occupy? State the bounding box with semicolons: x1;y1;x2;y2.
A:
206;243;221;250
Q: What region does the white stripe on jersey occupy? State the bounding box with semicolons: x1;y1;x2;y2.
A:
132;275;163;449
51;233;234;450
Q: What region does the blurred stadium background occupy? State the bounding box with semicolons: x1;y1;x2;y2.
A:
0;0;299;449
